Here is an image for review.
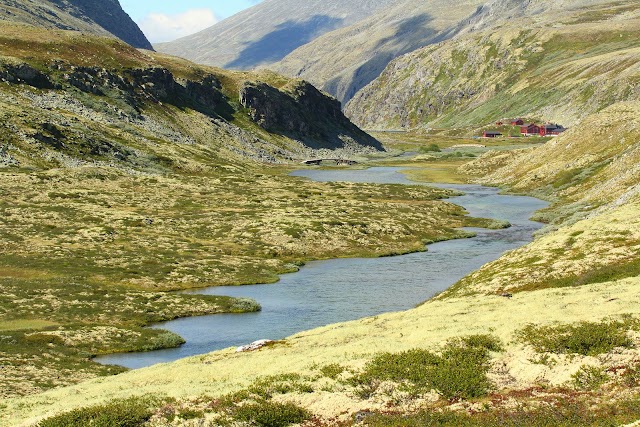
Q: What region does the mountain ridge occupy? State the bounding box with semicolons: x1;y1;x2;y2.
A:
155;0;397;71
0;0;153;49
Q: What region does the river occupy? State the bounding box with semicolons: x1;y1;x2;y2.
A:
96;167;547;369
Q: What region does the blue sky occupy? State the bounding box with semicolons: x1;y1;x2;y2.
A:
120;0;263;44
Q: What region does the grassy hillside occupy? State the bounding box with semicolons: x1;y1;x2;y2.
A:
346;0;640;130
5;102;640;426
448;101;640;296
0;22;506;400
272;0;485;105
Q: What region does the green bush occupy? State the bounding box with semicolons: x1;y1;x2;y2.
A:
38;397;162;427
319;363;346;380
572;365;609;390
622;362;640;387
518;321;633;356
419;143;441;153
350;335;501;400
232;401;311;427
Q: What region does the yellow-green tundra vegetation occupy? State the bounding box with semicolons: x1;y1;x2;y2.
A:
4;9;640;427
0;22;503;406
5;96;640;425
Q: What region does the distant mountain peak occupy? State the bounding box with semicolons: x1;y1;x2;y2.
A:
0;0;153;50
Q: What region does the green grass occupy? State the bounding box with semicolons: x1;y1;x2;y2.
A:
513;256;640;293
231;401;311;427
358;395;640;426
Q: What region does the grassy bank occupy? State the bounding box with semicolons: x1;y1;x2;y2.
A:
0;161;503;398
5;106;640;425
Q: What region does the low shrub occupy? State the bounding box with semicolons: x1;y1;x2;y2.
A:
518;321;633;356
572;365;609;390
232;401;311;427
350;335;501;400
319;363;346;380
38;396;163;427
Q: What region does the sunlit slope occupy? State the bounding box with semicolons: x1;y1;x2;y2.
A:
346;0;640;129
272;0;485;104
155;0;397;71
449;101;640;296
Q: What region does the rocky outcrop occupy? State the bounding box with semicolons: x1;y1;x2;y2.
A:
42;63;228;114
0;0;152;49
0;63;57;89
239;80;383;151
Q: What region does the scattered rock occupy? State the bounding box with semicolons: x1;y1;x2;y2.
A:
236;339;274;353
354;411;375;423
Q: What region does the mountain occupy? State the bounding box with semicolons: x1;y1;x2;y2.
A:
0;0;153;49
271;0;486;104
155;0;397;71
346;0;640;129
0;23;381;172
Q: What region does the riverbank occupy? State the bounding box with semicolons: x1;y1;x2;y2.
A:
95;170;544;369
0;158;502;398
7;105;640;426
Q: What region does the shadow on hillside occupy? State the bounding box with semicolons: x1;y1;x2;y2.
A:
225;15;344;70
327;13;443;104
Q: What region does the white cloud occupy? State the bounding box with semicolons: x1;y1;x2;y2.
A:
139;9;218;44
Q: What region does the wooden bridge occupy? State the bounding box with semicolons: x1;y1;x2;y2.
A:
301;159;358;166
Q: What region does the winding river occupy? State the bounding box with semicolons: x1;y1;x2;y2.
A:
97;167;548;369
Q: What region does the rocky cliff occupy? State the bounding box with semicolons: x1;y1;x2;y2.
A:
239;80;382;150
0;0;152;49
345;0;640;129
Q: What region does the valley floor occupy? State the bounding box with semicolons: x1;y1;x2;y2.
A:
5;117;640;426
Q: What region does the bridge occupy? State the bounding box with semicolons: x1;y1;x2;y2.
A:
301;159;358;166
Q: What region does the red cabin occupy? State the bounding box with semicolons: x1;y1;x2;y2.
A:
540;124;566;136
520;124;541;136
511;119;525;126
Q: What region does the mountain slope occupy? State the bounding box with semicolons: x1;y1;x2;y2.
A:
155;0;397;71
0;0;152;49
346;0;640;129
0;23;381;172
271;0;487;104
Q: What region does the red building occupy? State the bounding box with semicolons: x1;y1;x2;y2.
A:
511;119;525;126
520;124;541;136
540;124;566;136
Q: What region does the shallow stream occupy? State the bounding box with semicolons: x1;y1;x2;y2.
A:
97;167;547;369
